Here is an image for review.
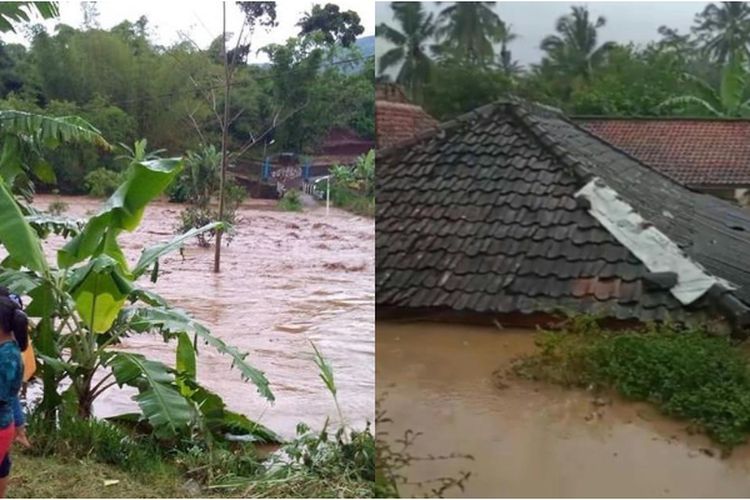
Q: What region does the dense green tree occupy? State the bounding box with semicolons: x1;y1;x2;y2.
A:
298;3;364;47
376;2;435;102
565;44;690;115
423;60;513;120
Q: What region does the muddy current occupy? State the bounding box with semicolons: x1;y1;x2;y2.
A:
378;321;750;497
29;195;374;439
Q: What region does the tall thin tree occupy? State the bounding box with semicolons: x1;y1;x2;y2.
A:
376;2;435;102
540;6;615;80
692;2;750;62
434;2;511;67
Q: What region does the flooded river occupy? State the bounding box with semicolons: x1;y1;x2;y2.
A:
29;195;374;440
377;321;750;497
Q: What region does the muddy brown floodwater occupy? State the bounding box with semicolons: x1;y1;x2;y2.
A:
29;195;374;439
377;321;750;497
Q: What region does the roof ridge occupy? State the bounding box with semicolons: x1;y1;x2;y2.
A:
508;98;701;192
377;99;510;158
508;100;596;184
574;115;750;122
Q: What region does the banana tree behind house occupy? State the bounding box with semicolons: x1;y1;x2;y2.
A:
659;53;750;117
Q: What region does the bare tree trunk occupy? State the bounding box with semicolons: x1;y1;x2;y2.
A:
214;1;230;273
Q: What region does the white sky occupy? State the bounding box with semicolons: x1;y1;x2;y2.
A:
376;1;704;69
1;0;375;63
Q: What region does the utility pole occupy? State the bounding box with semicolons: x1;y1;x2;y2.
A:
214;1;230;273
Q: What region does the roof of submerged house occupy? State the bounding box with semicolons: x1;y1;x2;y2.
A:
575;117;750;188
376;84;439;149
377;98;750;328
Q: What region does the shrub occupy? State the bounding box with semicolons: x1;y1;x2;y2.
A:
84;167;122;197
514;318;750;448
278;189;303;212
47;199;69;216
26;411;163;472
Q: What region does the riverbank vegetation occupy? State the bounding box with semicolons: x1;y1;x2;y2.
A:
10;405;375;498
328;150;375;217
514;317;750;450
0;2;375;496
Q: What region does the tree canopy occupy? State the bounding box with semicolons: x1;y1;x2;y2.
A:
376;2;747;123
0;2;373;194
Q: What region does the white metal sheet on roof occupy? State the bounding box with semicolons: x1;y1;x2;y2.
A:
576;177;732;305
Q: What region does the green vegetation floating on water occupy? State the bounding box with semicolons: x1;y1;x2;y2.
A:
514;317;750;448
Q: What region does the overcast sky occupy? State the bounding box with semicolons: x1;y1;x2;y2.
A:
376;1;705;69
0;1;375;64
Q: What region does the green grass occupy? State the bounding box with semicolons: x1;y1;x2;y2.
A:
15;411;375;498
9;454;190;498
329;187;374;217
514;317;750;448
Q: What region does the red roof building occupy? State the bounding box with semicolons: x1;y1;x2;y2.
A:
376;84;439;149
576;118;750;202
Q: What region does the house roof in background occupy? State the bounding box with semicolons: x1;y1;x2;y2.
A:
376;84;439;149
377;99;750;328
576;117;750;188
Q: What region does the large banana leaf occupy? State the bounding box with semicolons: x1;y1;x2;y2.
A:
132;221;224;280
0;268;42;295
176;332;197;380
720;53;747;115
0;111;107;148
108;352;194;437
0;3;59;33
0;180;48;274
68;255;133;333
178;375;280;443
58;158;184;269
25;213;83;240
123;306;274;402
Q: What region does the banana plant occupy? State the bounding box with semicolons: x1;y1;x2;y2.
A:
0;157;276;441
0;110;109;199
659;52;750;117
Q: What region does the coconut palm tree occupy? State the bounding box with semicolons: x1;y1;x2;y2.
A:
540;6;615;80
693;2;750;63
434;2;512;67
659;53;750;117
376;2;436;102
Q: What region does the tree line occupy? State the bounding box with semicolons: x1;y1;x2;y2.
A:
0;2;374;194
376;1;750;121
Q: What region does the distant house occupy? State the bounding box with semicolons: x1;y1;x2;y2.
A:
376;84;438;149
310;126;373;176
235;126;373;198
377;98;750;334
576;117;750;205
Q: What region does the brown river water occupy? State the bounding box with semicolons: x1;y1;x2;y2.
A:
27;195;374;440
378;321;750;497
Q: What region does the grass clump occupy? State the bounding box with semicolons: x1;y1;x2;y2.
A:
278;189;303;212
514;317;750;448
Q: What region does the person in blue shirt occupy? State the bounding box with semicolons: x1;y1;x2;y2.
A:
0;294;26;497
0;290;29;451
